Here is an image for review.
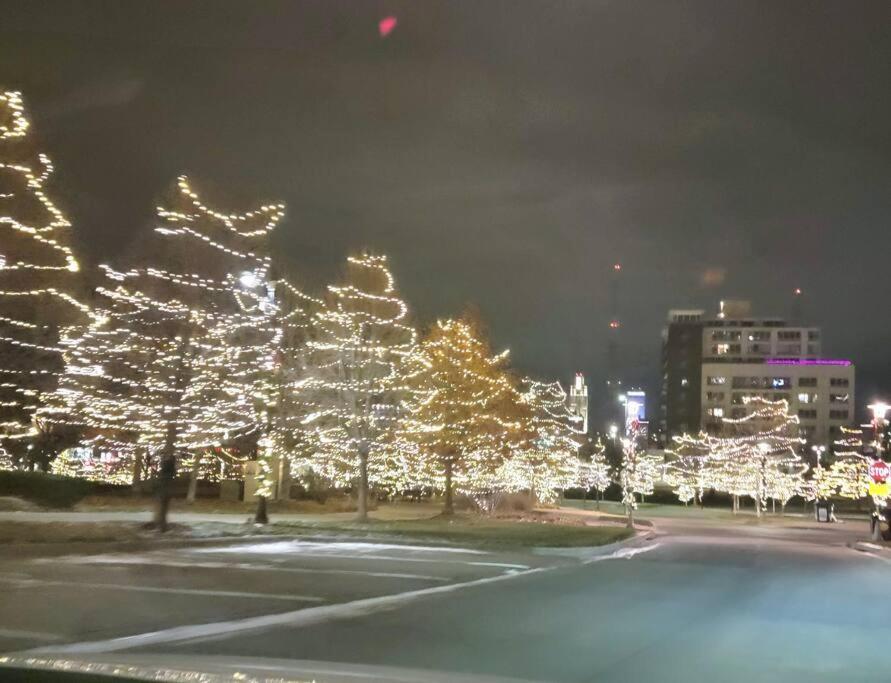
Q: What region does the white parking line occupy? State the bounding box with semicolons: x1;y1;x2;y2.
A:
237;552;529;569
30;566;548;654
41;555;452;582
0;577;324;603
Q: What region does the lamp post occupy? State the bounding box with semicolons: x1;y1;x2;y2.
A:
810;444;827;519
240;270;281;525
868;402;889;454
867;402;889;541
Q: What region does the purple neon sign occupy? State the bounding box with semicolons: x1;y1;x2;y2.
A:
765;358;851;366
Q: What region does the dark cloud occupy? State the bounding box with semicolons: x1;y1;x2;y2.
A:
1;0;890;423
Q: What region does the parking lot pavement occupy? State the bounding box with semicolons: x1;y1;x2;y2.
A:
0;536;575;654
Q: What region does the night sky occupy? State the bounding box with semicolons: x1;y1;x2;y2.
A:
2;1;890;425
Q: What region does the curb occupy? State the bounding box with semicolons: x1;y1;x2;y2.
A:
848;540;891;557
532;526;656;562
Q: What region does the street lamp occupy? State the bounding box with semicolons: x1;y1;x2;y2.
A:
868;402;890;455
239;271;259;289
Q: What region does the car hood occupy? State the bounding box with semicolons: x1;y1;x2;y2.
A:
0;652;541;683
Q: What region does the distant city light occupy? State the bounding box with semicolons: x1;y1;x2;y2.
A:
765;358;851;366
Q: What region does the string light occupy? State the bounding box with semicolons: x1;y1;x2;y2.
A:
0;91;89;468
40;174;304;491
666;397;807;515
291;252;416;519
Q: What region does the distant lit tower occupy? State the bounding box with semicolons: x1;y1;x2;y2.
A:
568;372;589;434
606;262;623;427
791;287;803;323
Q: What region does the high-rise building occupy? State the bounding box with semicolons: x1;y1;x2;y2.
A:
660;300;855;446
568;372;588;434
623;389;646;436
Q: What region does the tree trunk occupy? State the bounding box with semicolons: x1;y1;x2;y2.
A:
755;494;762;518
732;494;738;514
131;450;143;491
186;453;200;504
771;498;776;515
356;445;369;522
626;501;634;529
153;332;190;533
154;451;176;533
781;501;786;516
871;513;883;542
254;495;269;525
443;458;454;516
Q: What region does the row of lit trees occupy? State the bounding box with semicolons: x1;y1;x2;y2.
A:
664;397;881;516
0;90;600;528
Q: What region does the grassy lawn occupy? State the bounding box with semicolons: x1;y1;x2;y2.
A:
270;514;635;549
0;521;150;544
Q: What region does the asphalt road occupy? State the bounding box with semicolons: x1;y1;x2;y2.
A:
1;516;888;682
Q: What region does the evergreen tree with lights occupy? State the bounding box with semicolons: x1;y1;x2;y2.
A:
299;253;416;522
403;316;526;515
0;90;90;470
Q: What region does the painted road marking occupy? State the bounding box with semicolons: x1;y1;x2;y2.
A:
25;540;658;655
0;577;324;603
41;555;452;582
584;543;661;563
29;566;548;654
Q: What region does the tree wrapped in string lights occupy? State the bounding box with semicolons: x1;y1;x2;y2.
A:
619;435;662;527
827;426;871;501
299;253;416;522
715;397;807;516
402;316;526;515
577;438;611;508
506;379;584;504
42;176;287;529
665;432;722;506
0;91;90;469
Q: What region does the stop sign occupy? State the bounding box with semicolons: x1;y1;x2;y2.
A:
869;460;890;483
